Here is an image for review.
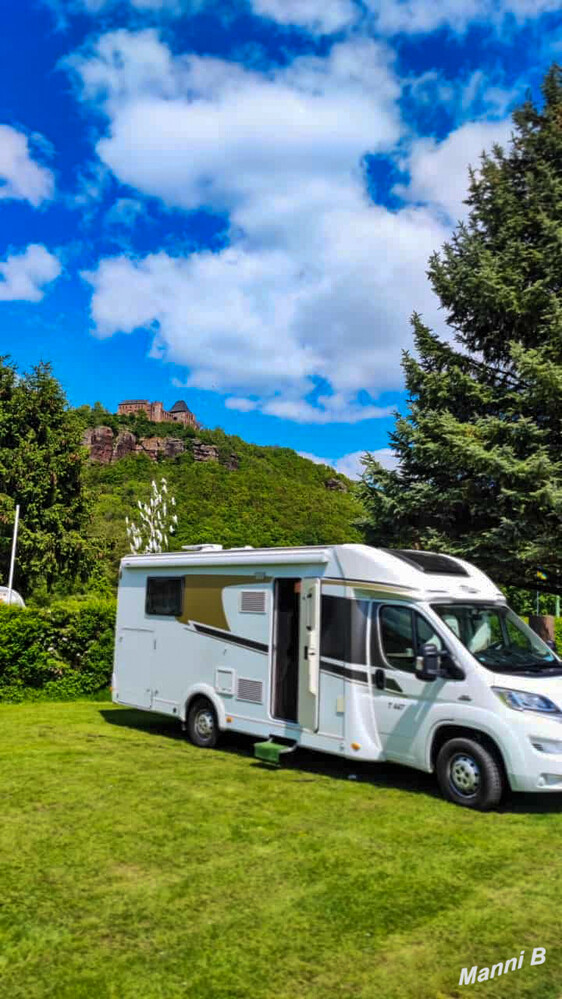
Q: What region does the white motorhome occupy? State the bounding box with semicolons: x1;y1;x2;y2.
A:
113;543;562;810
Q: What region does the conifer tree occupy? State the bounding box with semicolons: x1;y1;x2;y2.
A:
0;358;97;594
363;67;562;595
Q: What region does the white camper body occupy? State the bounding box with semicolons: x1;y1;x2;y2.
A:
113;543;562;808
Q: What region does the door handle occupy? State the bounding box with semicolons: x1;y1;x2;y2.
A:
374;668;385;691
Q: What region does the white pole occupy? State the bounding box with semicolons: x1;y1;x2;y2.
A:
7;504;19;605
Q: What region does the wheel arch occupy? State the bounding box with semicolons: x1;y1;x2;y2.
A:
429;724;509;786
182;683;226;728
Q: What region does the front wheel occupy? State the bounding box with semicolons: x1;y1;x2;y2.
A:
436;737;504;810
187;697;219;748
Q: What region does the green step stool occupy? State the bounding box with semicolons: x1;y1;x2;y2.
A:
254;740;297;767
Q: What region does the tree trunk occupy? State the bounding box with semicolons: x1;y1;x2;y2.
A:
528;615;555;644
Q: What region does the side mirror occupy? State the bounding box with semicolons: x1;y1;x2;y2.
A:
415;643;441;682
546;639;558;653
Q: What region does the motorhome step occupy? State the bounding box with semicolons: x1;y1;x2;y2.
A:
254;740;297;766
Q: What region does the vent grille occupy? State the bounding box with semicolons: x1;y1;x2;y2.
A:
215;668;235;695
237;677;263;704
240;590;267;614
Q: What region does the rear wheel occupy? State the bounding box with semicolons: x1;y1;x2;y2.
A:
187;697;219;748
436;737;504;810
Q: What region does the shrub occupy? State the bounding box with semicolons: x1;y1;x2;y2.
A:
0;596;116;702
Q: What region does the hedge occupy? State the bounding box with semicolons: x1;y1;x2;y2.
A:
0;596;116;702
1;601;561;704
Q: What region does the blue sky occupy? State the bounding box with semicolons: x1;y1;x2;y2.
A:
1;0;562;478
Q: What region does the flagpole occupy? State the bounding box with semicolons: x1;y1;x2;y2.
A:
7;504;20;605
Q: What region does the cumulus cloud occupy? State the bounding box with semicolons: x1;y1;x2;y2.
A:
300;447;397;479
43;0;562;33
396;118;514;221
0;125;55;207
251;0;357;33
70;30;454;421
0;245;62;302
371;0;562;35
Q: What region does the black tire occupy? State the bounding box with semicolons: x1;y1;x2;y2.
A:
436;737;504;810
187;697;219;749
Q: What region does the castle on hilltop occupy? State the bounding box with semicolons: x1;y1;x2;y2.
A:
117;398;199;429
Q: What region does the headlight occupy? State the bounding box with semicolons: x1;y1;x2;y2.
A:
493;687;562;715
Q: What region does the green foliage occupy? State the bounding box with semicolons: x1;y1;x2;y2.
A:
363;67;562;594
0;597;116;702
81;423;364;582
0;358;102;596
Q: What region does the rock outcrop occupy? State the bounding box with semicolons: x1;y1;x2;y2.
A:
192;440;220;463
113;431;137;461
82;427;114;464
83;428;187;463
83;426;243;469
325;477;348;492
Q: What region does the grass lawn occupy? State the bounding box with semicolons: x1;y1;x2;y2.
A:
1;702;561;999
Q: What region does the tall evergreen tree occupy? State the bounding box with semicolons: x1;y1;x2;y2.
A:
363;66;562;595
0;358;97;594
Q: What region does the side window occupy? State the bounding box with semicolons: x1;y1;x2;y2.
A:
146;577;184;616
416;615;444;652
379;606;447;673
321;595;369;663
380;606;416;671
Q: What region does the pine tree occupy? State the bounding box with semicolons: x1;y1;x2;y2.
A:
363;66;562;595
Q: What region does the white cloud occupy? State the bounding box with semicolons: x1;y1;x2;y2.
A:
70;31;454;421
368;446;399;470
251;0;357;33
105;197;145;227
249;0;562;35
301;446;398;479
0;245;62;302
0;125;55;207
396;118;514;221
370;0;562;36
43;0;562;34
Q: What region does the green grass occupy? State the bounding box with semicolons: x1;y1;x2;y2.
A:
1;703;561;999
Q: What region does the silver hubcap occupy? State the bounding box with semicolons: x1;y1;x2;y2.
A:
195;709;214;740
449;753;480;796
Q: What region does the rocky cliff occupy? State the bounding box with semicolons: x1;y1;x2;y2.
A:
82;427;239;469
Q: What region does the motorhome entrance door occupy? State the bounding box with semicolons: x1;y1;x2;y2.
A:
116;627;154;709
298;578;320;732
272;579;300;722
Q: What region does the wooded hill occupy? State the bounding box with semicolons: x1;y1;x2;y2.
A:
74;405;365;581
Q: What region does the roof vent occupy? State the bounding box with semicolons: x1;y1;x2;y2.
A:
181;544;223;552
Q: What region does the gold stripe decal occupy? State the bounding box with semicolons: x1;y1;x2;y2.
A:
176;575;270;632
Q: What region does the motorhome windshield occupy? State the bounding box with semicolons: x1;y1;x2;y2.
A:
432;604;561;675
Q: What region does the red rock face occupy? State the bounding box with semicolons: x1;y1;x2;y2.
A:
135;436;164;461
113;431;137;461
82;426;114;464
82;427;190;464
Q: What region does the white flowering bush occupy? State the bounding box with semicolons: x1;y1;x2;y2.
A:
125;477;178;554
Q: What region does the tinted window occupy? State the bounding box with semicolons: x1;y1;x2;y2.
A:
321;595;369;663
385;550;468;576
380;606;415;670
379;606;445;673
146;577;184;616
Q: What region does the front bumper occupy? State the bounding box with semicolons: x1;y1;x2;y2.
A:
508;716;562;792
